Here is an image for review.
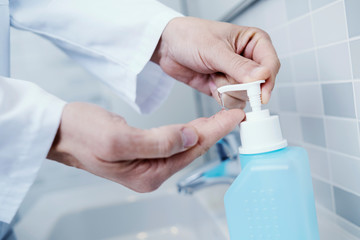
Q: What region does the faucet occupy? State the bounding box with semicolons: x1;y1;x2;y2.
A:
177;132;241;194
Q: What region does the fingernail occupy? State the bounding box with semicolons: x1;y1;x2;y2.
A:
250;66;265;78
181;127;198;148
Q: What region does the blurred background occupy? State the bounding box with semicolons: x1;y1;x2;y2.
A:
10;0;360;239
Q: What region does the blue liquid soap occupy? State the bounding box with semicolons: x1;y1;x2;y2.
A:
225;147;319;239
218;81;319;240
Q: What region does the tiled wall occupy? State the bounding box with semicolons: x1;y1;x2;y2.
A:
228;0;360;238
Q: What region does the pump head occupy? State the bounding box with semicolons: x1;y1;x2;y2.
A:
217;81;288;154
217;80;264;112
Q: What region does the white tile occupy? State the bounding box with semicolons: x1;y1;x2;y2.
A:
354;82;360;119
278;86;297;111
345;0;360;38
330;152;360;195
292;50;319;82
277;57;293;83
232;8;265;30
295;84;324;115
279;113;303;143
289;16;314;52
258;0;288;29
317;207;360;240
285;0;310;20
325;118;360;157
312;2;348;46
306;146;330;180
312;178;334;211
301;116;327;147
350;39;360;79
317;43;352;81
334;186;360;227
269;26;291;56
311;0;337;10
322;83;356;118
265;87;280;112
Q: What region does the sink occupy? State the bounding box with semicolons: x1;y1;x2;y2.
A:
14;183;228;240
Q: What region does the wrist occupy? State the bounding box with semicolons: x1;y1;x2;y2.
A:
150;17;185;65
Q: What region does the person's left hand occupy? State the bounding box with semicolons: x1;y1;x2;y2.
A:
151;17;280;109
47;102;244;192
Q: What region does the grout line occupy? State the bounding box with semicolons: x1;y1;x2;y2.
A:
335;215;360;239
277;106;359;121
308;0;337;209
302;141;360;162
276;79;355;86
317;203;360;239
349;35;360;42
269;0;342;32
342;0;360;166
313;170;360;203
312;174;332;185
332;181;360;199
277;38;350;60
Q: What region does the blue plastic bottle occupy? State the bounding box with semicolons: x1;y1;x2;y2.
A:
218;81;320;240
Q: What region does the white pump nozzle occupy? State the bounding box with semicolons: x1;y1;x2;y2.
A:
217;80;264;112
217;80;287;154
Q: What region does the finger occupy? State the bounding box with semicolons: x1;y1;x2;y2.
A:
163;109;245;175
160;59;213;95
250;37;280;104
210;49;272;104
120;125;199;160
209;76;248;109
211;48;271;84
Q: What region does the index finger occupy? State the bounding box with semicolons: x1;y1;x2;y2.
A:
249;36;280;104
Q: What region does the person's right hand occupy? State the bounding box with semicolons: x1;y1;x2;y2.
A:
151;17;280;109
47;102;244;192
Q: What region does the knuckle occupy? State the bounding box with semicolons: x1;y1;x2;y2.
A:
158;138;173;157
232;56;251;69
153;130;178;157
252;27;270;39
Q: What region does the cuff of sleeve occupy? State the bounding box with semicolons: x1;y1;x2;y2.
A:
119;7;182;114
134;61;175;114
0;78;66;223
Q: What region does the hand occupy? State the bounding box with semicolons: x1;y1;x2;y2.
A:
47;103;244;192
151;17;280;109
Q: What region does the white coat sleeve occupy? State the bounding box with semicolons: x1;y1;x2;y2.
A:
0;0;182;224
0;77;66;223
9;0;183;114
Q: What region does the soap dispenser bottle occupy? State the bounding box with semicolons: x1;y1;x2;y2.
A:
219;81;320;240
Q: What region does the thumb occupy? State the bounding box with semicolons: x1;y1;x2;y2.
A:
213;50;271;84
124;125;199;159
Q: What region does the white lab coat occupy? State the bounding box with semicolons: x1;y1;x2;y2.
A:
0;0;181;223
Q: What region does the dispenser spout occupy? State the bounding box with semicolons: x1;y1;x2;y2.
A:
217;80;265;112
217;80;288;154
